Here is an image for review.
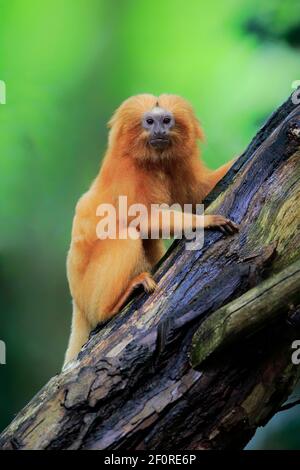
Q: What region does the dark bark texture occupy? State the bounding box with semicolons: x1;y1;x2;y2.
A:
1;93;300;450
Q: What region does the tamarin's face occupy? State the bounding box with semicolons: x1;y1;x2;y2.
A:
108;94;204;163
142;105;175;150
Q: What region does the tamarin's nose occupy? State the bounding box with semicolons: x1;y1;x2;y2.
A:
154;128;167;137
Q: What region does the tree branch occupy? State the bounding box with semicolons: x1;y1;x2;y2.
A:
278;398;300;413
190;259;300;367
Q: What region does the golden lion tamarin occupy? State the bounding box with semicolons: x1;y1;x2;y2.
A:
64;94;238;366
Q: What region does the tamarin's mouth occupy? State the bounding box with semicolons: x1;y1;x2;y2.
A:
149;137;170;149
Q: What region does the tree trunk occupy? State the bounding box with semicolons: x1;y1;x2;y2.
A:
1;93;300;450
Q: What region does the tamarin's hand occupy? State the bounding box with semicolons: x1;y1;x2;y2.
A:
204;214;239;234
64;94;238;368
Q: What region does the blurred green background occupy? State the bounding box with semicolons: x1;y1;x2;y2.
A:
0;0;300;448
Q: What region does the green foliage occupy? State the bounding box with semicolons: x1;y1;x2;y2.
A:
0;0;299;447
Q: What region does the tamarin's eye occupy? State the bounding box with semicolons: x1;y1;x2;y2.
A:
163;117;171;124
146;118;154;125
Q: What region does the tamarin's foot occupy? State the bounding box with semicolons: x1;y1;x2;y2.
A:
111;272;157;314
205;215;239;235
140;273;157;293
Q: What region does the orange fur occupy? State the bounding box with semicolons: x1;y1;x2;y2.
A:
63;94;235;366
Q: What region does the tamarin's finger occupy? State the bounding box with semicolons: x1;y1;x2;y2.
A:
226;219;239;231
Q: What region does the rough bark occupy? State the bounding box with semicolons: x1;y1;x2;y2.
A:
191;259;300;367
1;93;300;450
